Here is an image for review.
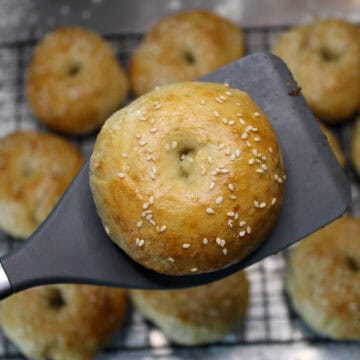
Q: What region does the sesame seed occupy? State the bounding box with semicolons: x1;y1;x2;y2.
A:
150;118;156;124
143;203;150;209
235;149;241;157
105;226;110;235
223;248;228;255
254;200;260;208
239;221;246;227
221;239;226;247
246;141;252;148
227;219;233;227
241;132;248;140
168;257;175;262
236;113;242;117
136;134;141;139
139;140;147;146
245;125;253;132
214;111;220;117
165;143;171;151
159;225;167;233
269;147;273;154
150;127;158;133
230;154;236;161
223;118;228;124
216;196;223;205
216;97;223;103
138;239;145;247
254;112;260;117
209;181;215;190
227;212;235;218
117;172;126;178
200;99;206;105
247;226;251;234
228;183;234;191
239;119;246;125
254;136;261;142
218;144;225;150
260;202;267;208
225;90;232;96
252;149;258;156
150;219;156;226
154;102;161;109
216;237;222;246
220;168;229;174
207;156;213;164
229;195;237;200
234;213;239;220
206;207;215;214
256;168;264;174
229;120;235;125
252;127;258;132
136;221;143;228
191;267;198;272
183;243;190;249
262;156;267;161
261;164;268;170
171;141;178;149
121;153;128;158
225;147;231;155
146;214;153;221
248;158;255;165
239;231;246;237
220;95;227;101
149;196;154;204
224;82;229;87
271;198;277;205
203;238;208;245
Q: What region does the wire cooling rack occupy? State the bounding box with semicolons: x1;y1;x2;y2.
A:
0;26;359;359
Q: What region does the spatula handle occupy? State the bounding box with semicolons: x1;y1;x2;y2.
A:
0;263;12;300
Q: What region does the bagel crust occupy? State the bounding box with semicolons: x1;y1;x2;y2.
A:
0;131;84;239
351;117;360;175
273;19;360;122
1;285;127;360
286;216;360;340
129;10;244;96
90;82;285;275
319;124;345;168
130;271;249;345
27;27;128;135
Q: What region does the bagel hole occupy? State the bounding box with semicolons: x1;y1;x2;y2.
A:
183;50;196;65
178;146;195;178
46;287;66;310
67;63;81;77
346;256;359;272
320;47;340;62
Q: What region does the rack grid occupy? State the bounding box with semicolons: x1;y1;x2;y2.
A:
0;26;359;359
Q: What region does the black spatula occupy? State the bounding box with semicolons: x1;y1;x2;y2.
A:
0;53;350;300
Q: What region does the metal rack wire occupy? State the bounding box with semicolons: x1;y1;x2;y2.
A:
0;26;359;359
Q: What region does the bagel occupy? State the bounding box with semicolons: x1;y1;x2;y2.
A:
351;117;360;175
129;10;244;96
27;27;128;135
90;81;285;275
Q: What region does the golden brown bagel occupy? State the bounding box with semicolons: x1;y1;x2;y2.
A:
1;285;128;360
319;124;345;168
130;271;249;345
273;19;360;122
286;216;360;340
129;10;244;96
0;131;84;239
90;82;285;275
351;117;360;175
27;27;128;135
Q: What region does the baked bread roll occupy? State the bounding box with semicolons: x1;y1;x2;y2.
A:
319;124;345;168
1;285;128;360
129;10;244;96
351;117;360;175
27;27;128;135
0;131;84;239
273;19;360;122
130;271;249;345
286;216;360;340
90;82;285;275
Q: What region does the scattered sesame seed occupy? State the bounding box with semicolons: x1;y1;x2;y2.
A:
248;158;255;165
154;102;161;109
254;136;261;142
225;90;232;96
159;225;167;233
262;156;267;161
235;149;241;157
207;156;213;164
203;238;208;245
105;226;110;235
227;211;235;217
239;221;246;227
269;147;273;154
165;143;171;151
206;207;215;214
228;183;234;191
239;119;246;125
239;231;246;237
168;257;175;262
220;168;229;174
216;237;222;246
191;267;198;272
149;196;154;205
271;198;277;205
223;248;228;255
221;239;226;247
225;147;231;155
229;120;235;125
262;164;268;170
218;144;225;150
224;82;229;87
216;97;223;103
254;112;260;117
121;153;128;158
234;213;239;220
215;196;223;205
256;168;265;174
137;221;143;228
182;243;190;249
117;172;126;178
143;203;150;210
254;200;260;208
252;149;258;156
236;113;243;117
223;118;228;124
230;154;236;161
247;226;251;234
227;219;233;227
229;195;237;200
146;214;153;221
171;141;178;149
214;111;220;117
210;170;218;176
150;118;156;124
139;140;147;146
252;127;258;132
210;181;215;190
245;125;253;132
150;127;158;133
150;219;156;226
241;132;248;140
246;141;252;148
138;239;145;247
136;134;141;139
200;99;206;105
260;202;267;208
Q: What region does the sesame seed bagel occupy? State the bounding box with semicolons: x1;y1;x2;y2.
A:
319;124;345;168
286;216;360;340
1;284;127;360
351;117;360;175
90;82;285;275
27;27;128;135
130;271;249;345
273;19;360;122
129;10;244;96
0;131;84;239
